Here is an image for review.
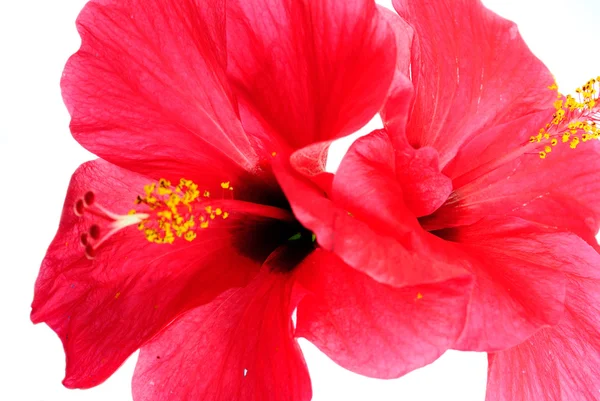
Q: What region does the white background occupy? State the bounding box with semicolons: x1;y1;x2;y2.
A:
1;1;599;400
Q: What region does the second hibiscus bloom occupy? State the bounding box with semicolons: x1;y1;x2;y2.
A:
283;0;600;400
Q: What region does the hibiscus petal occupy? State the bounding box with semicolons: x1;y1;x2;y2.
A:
389;0;555;167
377;5;413;82
226;0;398;148
273;135;470;289
62;0;259;183
378;6;414;146
429;141;600;248
487;270;600;401
439;217;599;352
345;129;452;218
296;249;471;379
133;267;311;401
31;160;290;388
289;140;335;194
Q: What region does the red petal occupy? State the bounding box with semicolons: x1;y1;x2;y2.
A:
226;0;398;148
429;141;600;250
440;217;599;352
63;0;259;183
31;160;287;388
133;267;311;401
343;129;452;218
274;135;470;289
377;5;413;81
389;0;555;167
296;250;471;378
487;265;600;401
442;109;551;185
289;140;335;195
331;130;416;232
378;6;414;147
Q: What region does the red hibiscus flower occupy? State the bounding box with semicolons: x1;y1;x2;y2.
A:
277;0;600;399
31;0;474;400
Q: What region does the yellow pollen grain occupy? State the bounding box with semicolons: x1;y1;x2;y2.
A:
135;178;231;244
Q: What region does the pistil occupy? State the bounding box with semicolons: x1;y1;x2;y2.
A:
75;191;149;259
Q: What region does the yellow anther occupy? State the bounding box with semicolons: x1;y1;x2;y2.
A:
536;76;600;158
554;100;563;110
570;137;580;149
416;292;424;300
223;212;229;219
271;151;277;157
157;186;172;196
135;178;231;244
157;210;172;220
144;183;156;195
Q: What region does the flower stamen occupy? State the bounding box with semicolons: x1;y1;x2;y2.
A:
74;178;232;259
532;77;600;158
134;178;230;244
